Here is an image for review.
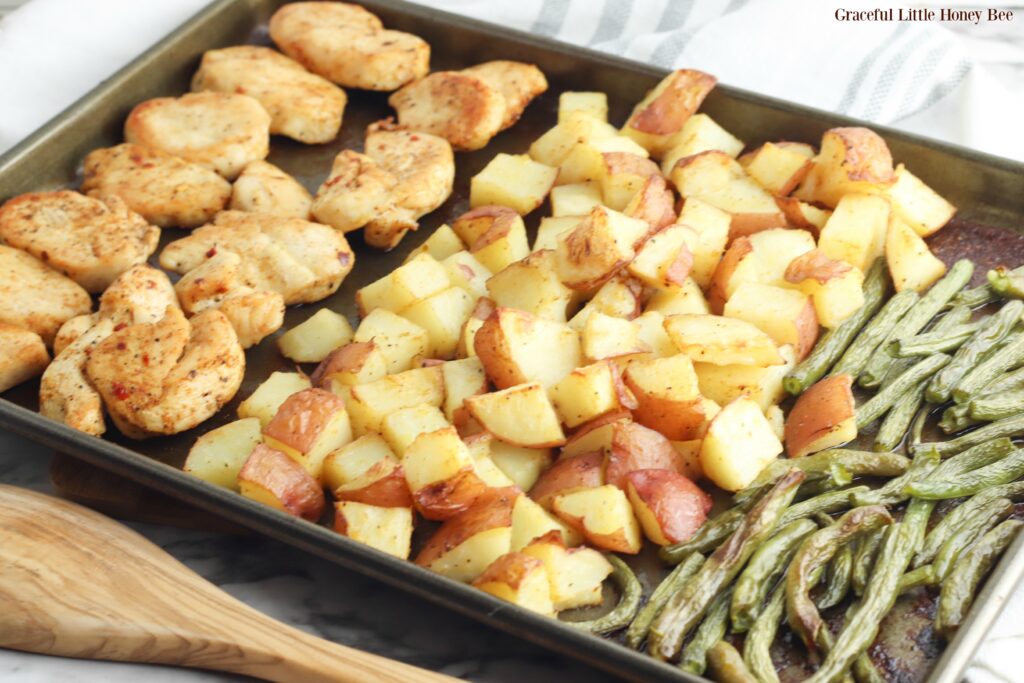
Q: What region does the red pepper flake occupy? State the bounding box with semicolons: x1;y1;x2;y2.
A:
409;134;419;141
116;341;126;350
111;382;131;400
142;354;150;366
206;247;218;258
114;323;128;331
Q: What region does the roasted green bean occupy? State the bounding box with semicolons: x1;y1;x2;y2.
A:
929;437;1015;481
898;565;936;594
954;331;1024;403
569;555;641;635
786;506;894;651
915;480;1024;568
660;507;748;564
907;447;1024;499
926;300;1024;403
649;470;804;661
969;389;1024;421
932;497;1014;579
852;528;885;597
873;381;927;453
852;449;939;508
948;264;1024;308
987;267;1024;299
832;289;919;379
817;543;854;611
626;552;704;648
707;641;759;683
913;413;1024;458
935;520;1023;639
743;585;785;683
981;364;1024;395
784;259;888;395
746;450;910;492
680;588;732;675
860;259;974;386
938;402;979;434
887;323;980;357
856;354;951;429
731;518;817;632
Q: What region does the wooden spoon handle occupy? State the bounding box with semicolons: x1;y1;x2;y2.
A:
0;484;456;683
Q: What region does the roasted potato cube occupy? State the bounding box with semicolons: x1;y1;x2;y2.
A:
741;142;814;196
464;434;517;488
568;276;643;331
404;224;466;262
262;388;352;481
456;297;494;359
599;153;662;211
659;114;744;175
403;426;490;520
334;502;414;559
554;206;648;290
724;283;819;361
332;454;413;510
622;69;717;157
694;345;796;411
785;374;857;458
529;450;605;509
664;314;784;366
237;371;312;427
623;173;677;233
314;341;389;390
0;324;48;393
353;309;430;374
558;92;608;123
465;382;566;448
356;252;450;316
817;193;890;272
670;439;705;481
277;309;354;363
472;552;555;615
784;249;866;329
797;127;895;207
441;357;488;425
490;441;553;492
415;487;517;582
552;484;642;554
886;218;947;293
486;250;575;323
627;224;694;290
776;197;832;235
345;366;444;435
603;420;686;490
626;469;712;545
556;136;650;186
184;417;263;490
510;495;581;550
469;208;532;274
700;397;782;491
675;197;731;288
474;307;581;389
521;531;612;611
238;443;325;521
645;278;711;316
549;182;602;217
442;251;493;300
533;216;584;252
623;354;703;440
883;164;956;237
582;312;649;362
321;433;398;492
708;228;816;312
470;153;557;216
381;404;450;457
632;311;678;357
549;361;631;428
400;286;476;359
529;111;619;167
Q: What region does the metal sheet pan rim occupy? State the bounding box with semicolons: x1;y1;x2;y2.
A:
1;1;1022;681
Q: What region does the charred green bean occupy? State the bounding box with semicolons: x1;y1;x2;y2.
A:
852;528;885;597
680;588;732;675
898;565;936;594
626;552;704;649
570;555;641;635
987;267;1024;299
707;641;759;683
954;331;1024;403
746;450;910;491
969;389;1024;421
907;447;1024;498
913;413;1024;458
832;289;919;379
856;354;951;429
929;437;1015;481
888;323;980;357
743;585;785;683
915;479;1024;567
852;449;939;508
873;381;927;452
660;507;748;564
818;543;854;610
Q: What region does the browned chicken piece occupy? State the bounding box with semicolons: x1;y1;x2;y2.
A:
81;143;231;229
311;150;398;234
389;71;506;151
192;46;347;145
0;245;91;347
0;324;49;393
174;252;285;348
159;211;354;305
462;61;549;130
85;306;245;438
124;92;271;179
230;160;313;219
268;2;429;91
0;190;159;292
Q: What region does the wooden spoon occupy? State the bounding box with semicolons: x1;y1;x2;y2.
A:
0;484;458;683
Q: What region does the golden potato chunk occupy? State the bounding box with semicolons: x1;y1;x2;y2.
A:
192;45;346;144
462;60;548;130
124;92;270;179
0;324;49;393
389;71;506;151
269;1;429;91
81;143;231;228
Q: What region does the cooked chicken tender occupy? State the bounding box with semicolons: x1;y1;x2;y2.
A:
81;143;231;228
159;211;354;305
0;191;158;293
362;121;455;249
85;306;245;439
463;61;548;130
192;46;346;144
175;252;285;348
0;245;91;346
311;150;398;233
0;324;49;393
230;160;312;219
269;2;429;91
389;71;506;151
124;92;271;179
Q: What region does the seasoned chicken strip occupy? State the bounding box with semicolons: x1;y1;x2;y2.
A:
0;191;158;292
81;143;231;229
230;160;313;219
311;150;398;234
124;92;271;179
160;211;354;305
0;324;50;393
192;46;347;145
388;71;506;151
175;252;285;348
462;61;548;131
362;120;455;249
269;2;428;91
0;245;91;346
85;307;245;438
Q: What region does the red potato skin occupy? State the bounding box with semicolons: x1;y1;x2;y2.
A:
456;205;520;250
472;551;543;590
828;127;895;184
621;368;707;441
777;158;814;196
311;341;376;386
785;373;856;458
262;388;346;453
708;236;753;313
238;444;325;521
664;244;694;288
727;212;788;241
627;69;717;135
784;248;852;285
626;175;677;235
626;469;712;544
792;297;821;362
414;487;519;568
604;421;684;490
413;466;490;521
528;451;605;510
333;461;415;508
